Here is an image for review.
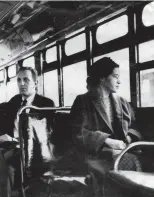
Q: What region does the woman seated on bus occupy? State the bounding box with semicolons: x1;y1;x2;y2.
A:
68;57;142;195
69;57;141;195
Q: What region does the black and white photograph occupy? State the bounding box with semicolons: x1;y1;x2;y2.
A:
0;1;153;197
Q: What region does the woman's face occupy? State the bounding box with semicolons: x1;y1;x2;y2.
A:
102;67;120;93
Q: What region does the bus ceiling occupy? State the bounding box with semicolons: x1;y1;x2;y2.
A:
0;1;140;68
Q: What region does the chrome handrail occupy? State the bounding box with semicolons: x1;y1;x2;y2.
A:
17;105;64;197
114;141;154;171
17;105;64;116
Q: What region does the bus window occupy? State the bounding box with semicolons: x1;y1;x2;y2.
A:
142;2;154;27
94;48;130;101
63;61;87;106
0;69;6;102
0;70;4;81
139;40;154;63
45;46;57;63
96;15;128;44
6;77;18;101
140;68;154;107
8;64;16;78
65;33;86;56
0;83;6;102
44;70;59;106
6;64;18;101
23;56;35;68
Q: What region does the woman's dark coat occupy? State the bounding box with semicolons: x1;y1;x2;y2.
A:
69;92;140;155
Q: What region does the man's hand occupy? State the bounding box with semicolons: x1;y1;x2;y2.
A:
0;134;18;143
105;138;126;150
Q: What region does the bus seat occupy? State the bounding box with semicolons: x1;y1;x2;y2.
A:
136;108;154;141
19;107;88;177
18;106;90;197
86;142;154;196
0;102;8;135
108;171;154;194
107;141;154;196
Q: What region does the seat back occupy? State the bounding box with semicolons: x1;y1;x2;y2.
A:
107;142;154;197
20;110;56;178
0;102;8;135
19;107;88;181
18;106;92;197
136;107;154;140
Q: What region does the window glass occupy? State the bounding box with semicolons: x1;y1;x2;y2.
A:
140;68;154;107
0;70;4;81
139;40;154;63
23;56;35;68
94;48;130;101
44;70;59;106
46;46;57;63
65;33;86;56
0;83;6;102
8;64;16;78
142;2;154;26
6;77;18;101
96;15;128;44
63;61;87;106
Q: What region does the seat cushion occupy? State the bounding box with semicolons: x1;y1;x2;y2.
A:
108;170;154;194
25;177;92;197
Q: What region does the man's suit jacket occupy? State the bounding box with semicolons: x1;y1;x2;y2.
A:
6;93;55;137
69;92;140;155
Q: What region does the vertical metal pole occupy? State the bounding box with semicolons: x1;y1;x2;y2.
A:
18;114;26;197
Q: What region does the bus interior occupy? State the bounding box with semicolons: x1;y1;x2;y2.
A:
0;1;154;197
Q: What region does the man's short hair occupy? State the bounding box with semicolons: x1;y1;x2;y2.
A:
17;67;38;82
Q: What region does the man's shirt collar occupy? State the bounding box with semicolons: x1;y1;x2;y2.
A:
22;93;36;105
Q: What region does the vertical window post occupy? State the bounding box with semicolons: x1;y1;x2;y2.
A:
57;43;63;107
128;7;138;107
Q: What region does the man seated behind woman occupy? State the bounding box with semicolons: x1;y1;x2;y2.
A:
68;57;142;196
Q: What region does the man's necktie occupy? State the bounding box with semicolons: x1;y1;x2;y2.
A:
21;99;27;113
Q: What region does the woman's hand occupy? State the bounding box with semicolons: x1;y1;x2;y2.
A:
105;138;126;150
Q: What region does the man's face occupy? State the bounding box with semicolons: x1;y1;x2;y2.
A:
17;70;37;97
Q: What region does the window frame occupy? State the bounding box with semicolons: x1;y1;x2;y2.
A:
91;11;130;58
134;60;154;107
135;2;154;45
22;55;35;69
61;30;88;66
43;44;58;73
0;69;5;83
7;64;17;79
43;68;59;106
62;60;87;106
